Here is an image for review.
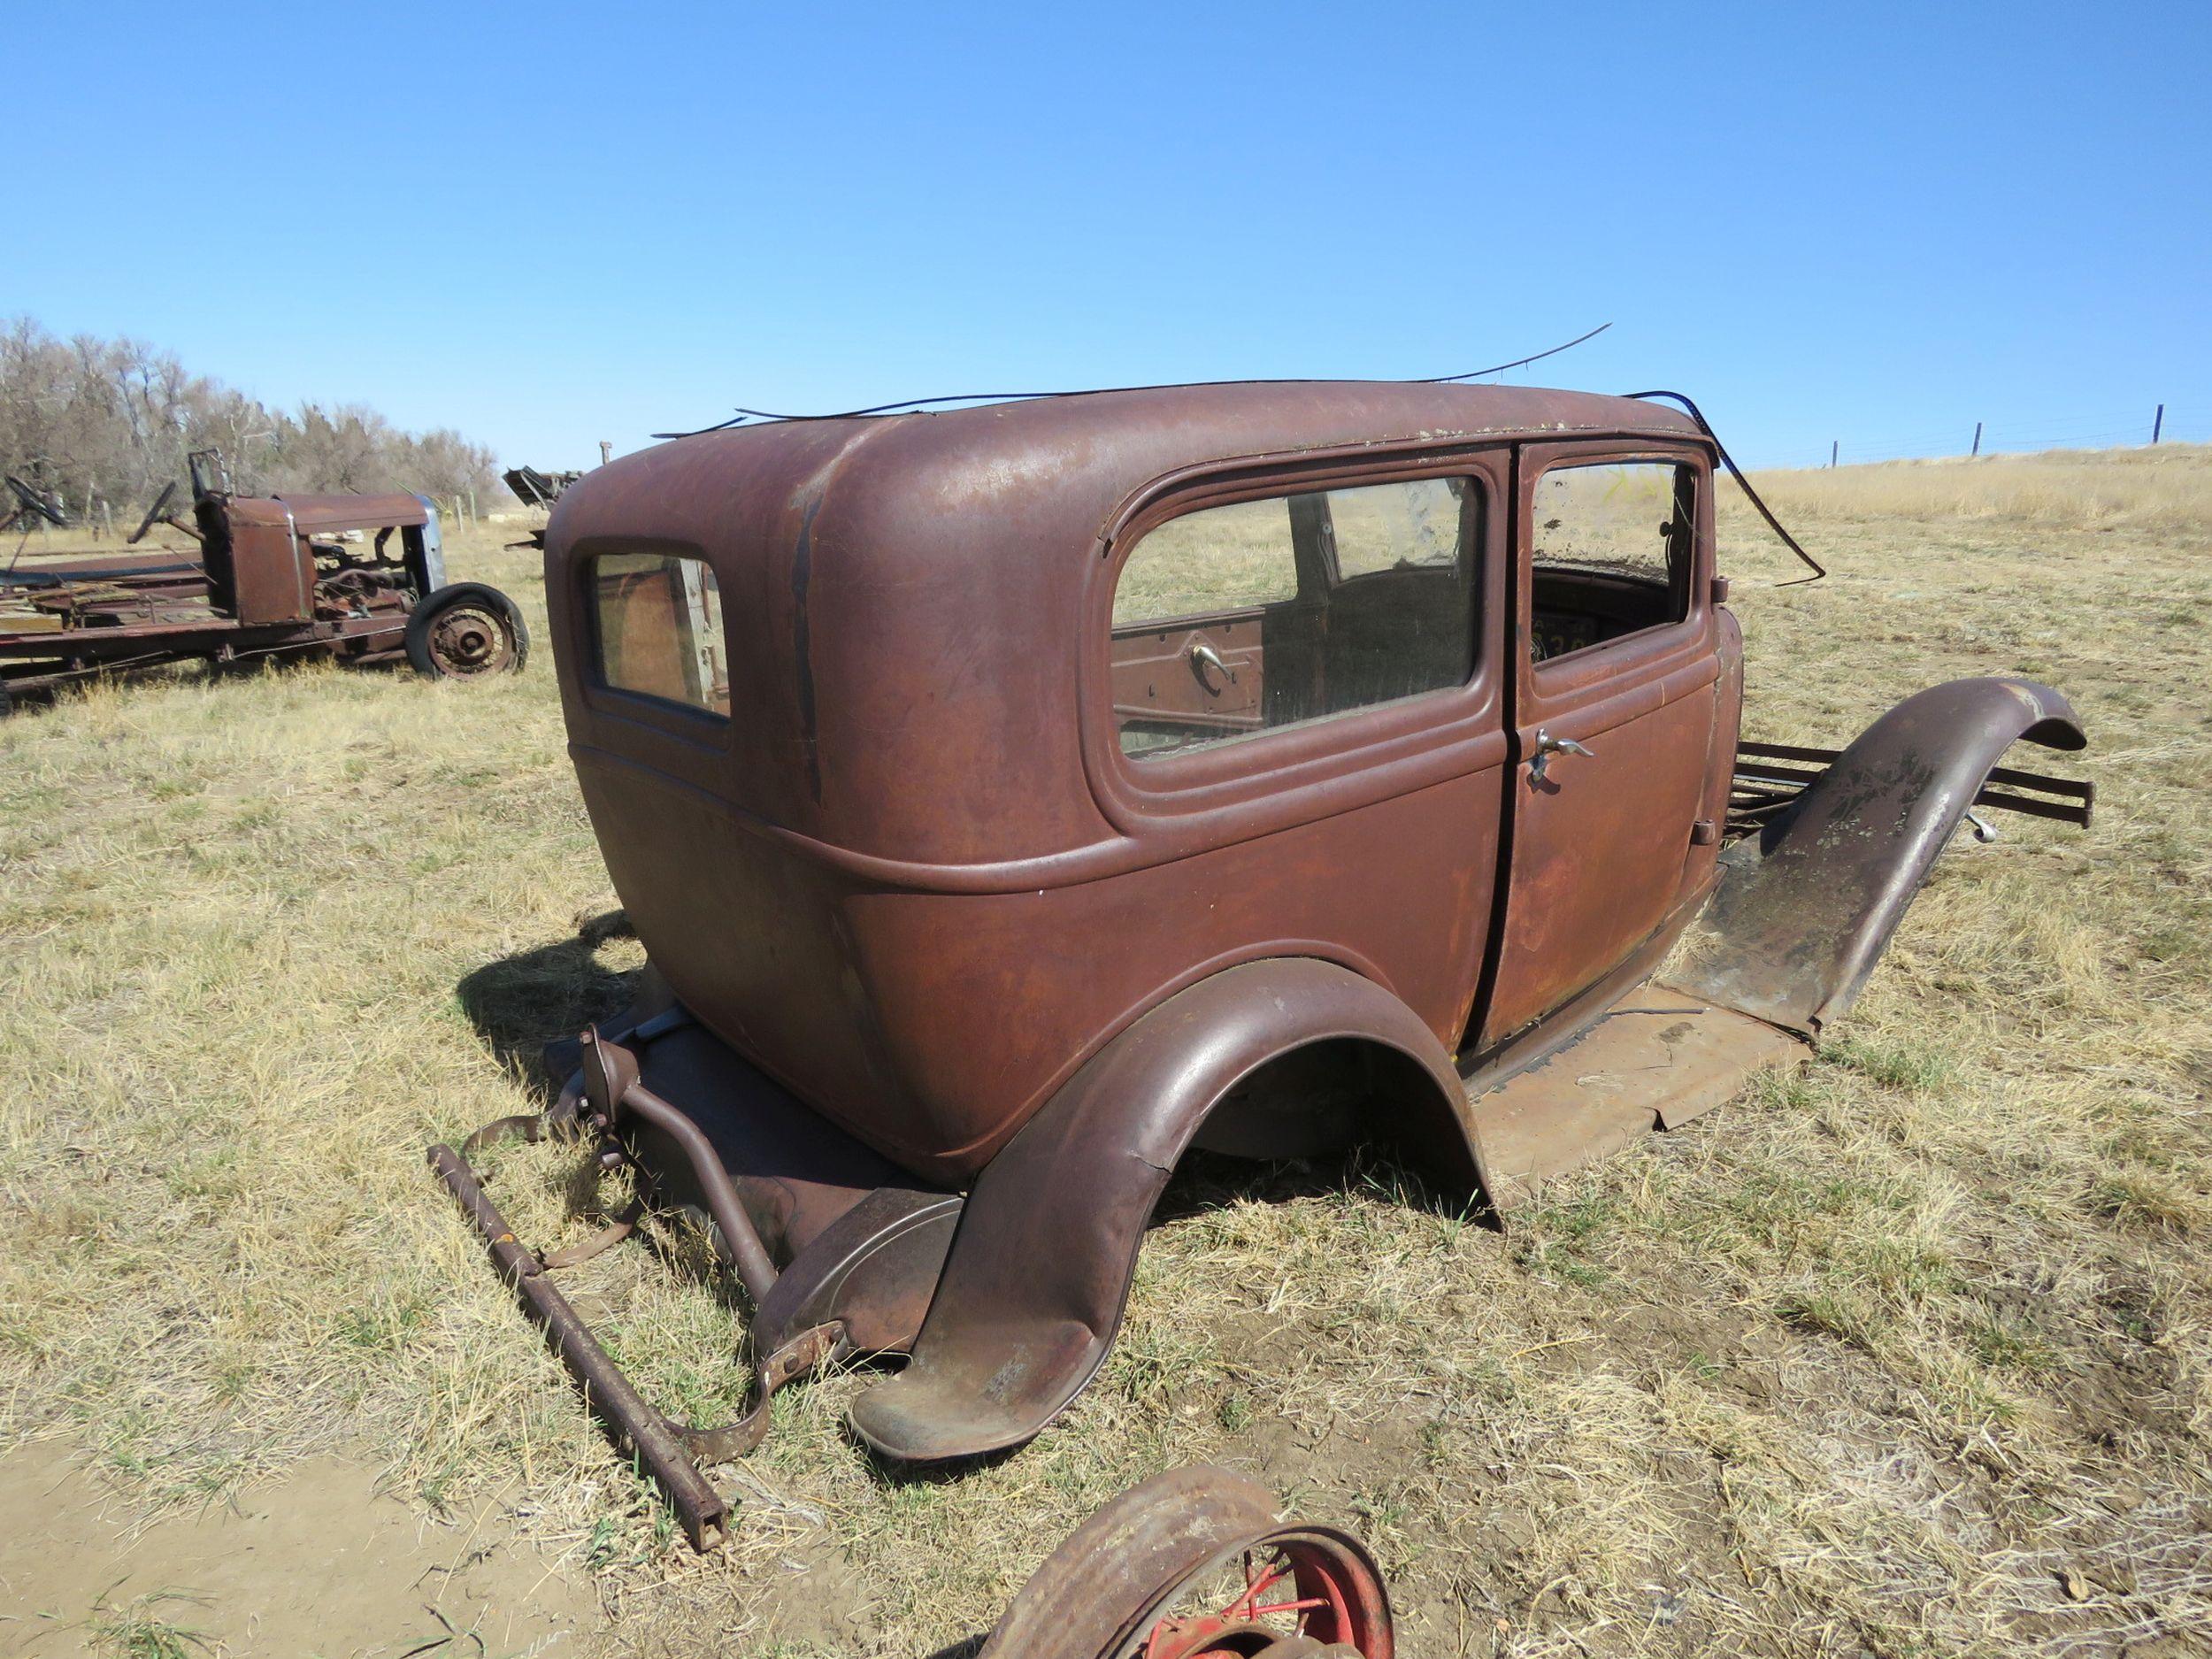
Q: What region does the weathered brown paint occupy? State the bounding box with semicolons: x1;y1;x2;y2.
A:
849;956;1487;1463
213;498;318;625
1476;438;1722;1043
549;386;1691;1179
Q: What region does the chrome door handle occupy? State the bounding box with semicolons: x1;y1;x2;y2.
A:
1189;641;1230;692
1530;727;1595;783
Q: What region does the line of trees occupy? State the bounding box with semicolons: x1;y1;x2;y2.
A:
0;317;505;525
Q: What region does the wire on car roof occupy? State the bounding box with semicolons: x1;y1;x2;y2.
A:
649;325;1618;437
1627;389;1826;585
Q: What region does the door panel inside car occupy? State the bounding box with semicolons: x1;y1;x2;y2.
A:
1108;477;1472;759
1110;609;1273;747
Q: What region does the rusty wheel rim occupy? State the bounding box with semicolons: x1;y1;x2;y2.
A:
1133;1528;1392;1659
426;604;513;676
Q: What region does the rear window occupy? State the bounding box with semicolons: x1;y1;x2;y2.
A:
1110;476;1477;760
589;552;730;717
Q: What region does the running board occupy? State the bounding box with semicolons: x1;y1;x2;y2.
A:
1465;990;1808;1211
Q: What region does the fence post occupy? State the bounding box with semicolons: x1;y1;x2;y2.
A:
1971;421;1982;457
1830;440;1838;469
2152;404;2164;444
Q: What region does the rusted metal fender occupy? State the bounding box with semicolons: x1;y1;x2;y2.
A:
847;957;1494;1464
977;1465;1280;1659
1674;676;2085;1035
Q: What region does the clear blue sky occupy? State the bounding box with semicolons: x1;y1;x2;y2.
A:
10;3;2208;470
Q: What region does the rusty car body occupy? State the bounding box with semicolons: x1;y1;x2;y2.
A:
430;380;2090;1548
0;449;525;707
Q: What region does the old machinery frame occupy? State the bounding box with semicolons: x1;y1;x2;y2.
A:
0;449;527;704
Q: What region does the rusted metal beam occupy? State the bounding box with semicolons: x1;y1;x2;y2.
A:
1735;740;2093;828
426;1141;731;1550
580;1028;781;1305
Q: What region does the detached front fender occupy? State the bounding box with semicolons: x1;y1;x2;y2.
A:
1674;676;2085;1035
847;957;1492;1463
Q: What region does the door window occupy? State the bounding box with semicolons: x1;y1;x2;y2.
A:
1529;462;1694;662
1110;477;1477;759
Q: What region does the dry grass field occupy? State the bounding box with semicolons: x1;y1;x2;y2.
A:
2;446;2208;1658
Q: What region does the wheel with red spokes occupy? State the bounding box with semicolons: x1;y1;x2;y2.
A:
1132;1525;1391;1659
979;1466;1394;1659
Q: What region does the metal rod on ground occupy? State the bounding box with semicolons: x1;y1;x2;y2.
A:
2152;404;2164;444
1972;421;1982;457
426;1142;730;1549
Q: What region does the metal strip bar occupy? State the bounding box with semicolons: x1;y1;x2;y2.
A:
1973;786;2093;826
1736;739;1840;764
1732;771;2091;827
1740;741;2092;802
426;1142;731;1550
1983;763;2094;799
1733;760;1827;787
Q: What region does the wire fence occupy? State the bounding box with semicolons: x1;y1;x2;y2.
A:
1751;406;2202;471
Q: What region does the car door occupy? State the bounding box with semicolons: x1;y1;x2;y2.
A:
1472;441;1719;1048
1089;458;1513;1054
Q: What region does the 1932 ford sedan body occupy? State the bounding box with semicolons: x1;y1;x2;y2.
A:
434;381;2090;1547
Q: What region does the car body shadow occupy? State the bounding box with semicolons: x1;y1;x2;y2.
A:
454;910;636;1108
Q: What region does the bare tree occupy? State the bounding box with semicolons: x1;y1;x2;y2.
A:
0;316;506;519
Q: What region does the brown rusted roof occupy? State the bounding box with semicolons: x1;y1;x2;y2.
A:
652;380;1693;527
266;491;430;532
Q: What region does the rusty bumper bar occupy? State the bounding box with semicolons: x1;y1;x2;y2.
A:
426;1141;733;1549
426;1019;954;1549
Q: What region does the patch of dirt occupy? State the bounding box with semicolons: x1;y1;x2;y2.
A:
0;1440;600;1657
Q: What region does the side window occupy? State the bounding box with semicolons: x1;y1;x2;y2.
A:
590;551;730;717
1110;477;1477;760
1529;462;1694;663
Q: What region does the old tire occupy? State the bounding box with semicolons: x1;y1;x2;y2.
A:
406;583;527;679
979;1465;1394;1659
